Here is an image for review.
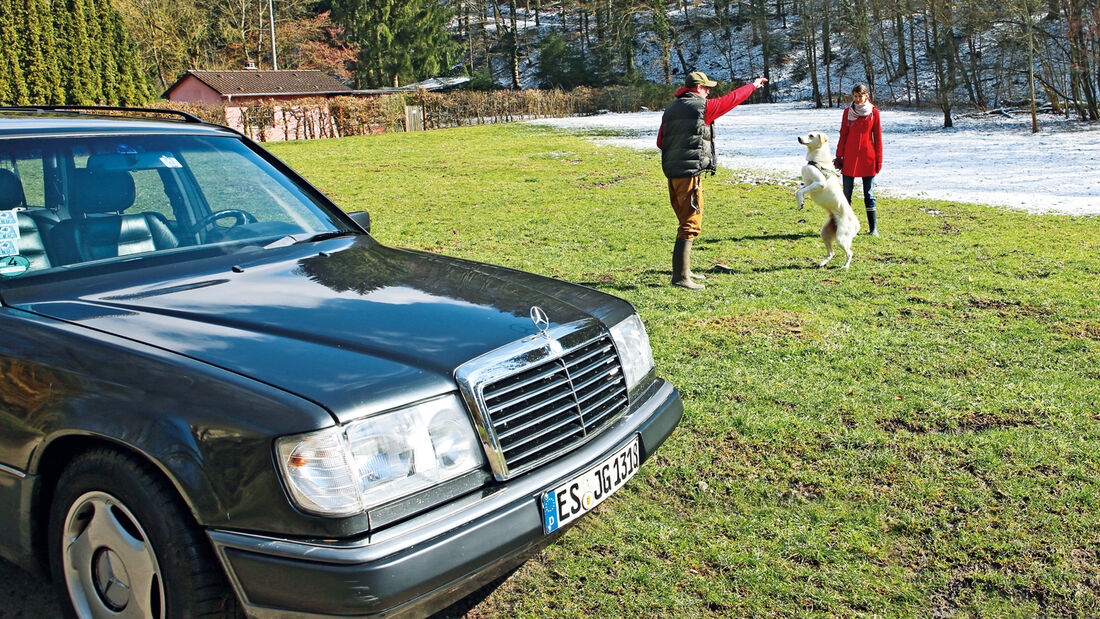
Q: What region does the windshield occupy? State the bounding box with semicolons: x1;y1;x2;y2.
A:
0;133;349;283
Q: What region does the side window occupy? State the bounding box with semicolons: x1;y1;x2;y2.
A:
129;169;175;222
0;149;45;208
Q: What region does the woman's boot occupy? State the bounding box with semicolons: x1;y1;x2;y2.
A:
866;207;879;236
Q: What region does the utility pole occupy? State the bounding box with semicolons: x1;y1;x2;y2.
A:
269;0;278;70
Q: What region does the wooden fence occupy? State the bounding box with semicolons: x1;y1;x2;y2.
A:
158;84;683;141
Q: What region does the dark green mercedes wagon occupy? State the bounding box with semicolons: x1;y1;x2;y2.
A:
0;107;682;618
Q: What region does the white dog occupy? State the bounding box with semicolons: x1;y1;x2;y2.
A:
795;132;860;268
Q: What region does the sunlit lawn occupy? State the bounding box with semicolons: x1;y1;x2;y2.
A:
268;123;1100;617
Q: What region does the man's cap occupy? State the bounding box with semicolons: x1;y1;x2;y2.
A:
685;71;718;88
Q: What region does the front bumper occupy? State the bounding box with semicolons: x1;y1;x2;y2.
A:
208;378;682;618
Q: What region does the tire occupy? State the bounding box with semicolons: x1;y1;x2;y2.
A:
47;448;243;618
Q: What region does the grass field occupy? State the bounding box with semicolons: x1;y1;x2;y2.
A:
267;123;1100;617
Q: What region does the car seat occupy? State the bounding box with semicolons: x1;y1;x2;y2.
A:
49;168;179;265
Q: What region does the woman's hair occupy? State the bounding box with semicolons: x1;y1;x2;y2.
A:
852;84;870;97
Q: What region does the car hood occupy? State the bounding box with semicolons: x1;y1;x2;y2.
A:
13;238;632;423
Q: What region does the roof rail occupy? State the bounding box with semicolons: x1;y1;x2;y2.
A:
1;105;205;124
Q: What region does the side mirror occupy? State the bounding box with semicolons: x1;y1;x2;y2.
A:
349;211;371;233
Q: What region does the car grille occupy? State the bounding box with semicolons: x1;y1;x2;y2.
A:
455;320;630;479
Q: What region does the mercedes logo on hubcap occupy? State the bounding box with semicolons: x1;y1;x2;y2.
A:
530;306;550;333
93;548;132;611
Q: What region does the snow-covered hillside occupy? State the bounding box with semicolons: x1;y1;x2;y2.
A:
469;1;1091;118
531;103;1100;216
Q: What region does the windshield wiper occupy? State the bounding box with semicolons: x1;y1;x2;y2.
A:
263;229;359;249
297;229;359;244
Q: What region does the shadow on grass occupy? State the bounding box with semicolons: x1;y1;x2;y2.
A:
573;281;651;291
575;262;807;287
706;263;808;275
698;232;818;244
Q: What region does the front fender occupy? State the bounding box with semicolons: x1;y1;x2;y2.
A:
1;309;372;538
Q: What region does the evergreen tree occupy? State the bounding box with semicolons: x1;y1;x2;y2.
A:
93;0;121;104
38;0;66;103
111;9;147;104
331;0;459;88
82;0;106;103
2;0;148;106
61;0;97;104
535;32;589;89
0;0;31;105
21;0;65;104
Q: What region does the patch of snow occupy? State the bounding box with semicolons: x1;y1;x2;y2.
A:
529;102;1100;216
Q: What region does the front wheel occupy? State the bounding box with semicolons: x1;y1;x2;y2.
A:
48;449;242;618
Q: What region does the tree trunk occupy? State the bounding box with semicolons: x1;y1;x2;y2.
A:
1026;0;1038;132
894;1;908;77
1065;0;1099;118
908;0;919;106
465;0;474;75
669;24;690;76
966;35;986;107
801;0;823;107
752;0;772;100
822;0;833;105
652;0;672;83
509;0;521;89
850;0;875;92
952;35;979;107
927;0;953;127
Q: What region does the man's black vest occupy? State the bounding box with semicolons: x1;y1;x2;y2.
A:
660;92;715;179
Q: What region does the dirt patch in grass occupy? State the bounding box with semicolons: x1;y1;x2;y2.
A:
931;572;1052;615
872;255;924;265
688;310;814;339
579;272;617;283
1068;548;1100;592
1056;320;1100;340
781;479;825;503
878;410;1039;435
964;295;1056;318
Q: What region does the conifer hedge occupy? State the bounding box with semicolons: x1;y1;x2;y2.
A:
0;0;149;106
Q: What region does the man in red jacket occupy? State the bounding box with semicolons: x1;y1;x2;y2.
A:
658;71;767;289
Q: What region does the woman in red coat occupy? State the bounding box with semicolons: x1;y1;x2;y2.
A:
834;84;883;235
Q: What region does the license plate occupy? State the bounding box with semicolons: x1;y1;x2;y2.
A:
541;436;640;534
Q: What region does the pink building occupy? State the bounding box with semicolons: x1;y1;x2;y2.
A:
162;70;356;141
162;70;354;105
161;70;469;141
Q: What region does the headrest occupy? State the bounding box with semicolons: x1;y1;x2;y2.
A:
69;168;136;217
0;168;26;210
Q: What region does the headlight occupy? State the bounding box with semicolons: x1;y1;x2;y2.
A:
609;313;655;392
277;395;485;517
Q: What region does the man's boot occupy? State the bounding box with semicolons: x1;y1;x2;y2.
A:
672;238;705;290
866;208;879;236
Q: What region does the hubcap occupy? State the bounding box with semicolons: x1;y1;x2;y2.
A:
93;548;131;610
62;491;165;618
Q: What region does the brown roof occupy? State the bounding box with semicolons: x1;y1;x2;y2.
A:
164;70;353;98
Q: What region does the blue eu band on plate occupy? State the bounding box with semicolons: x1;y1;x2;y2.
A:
542;436;640;534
